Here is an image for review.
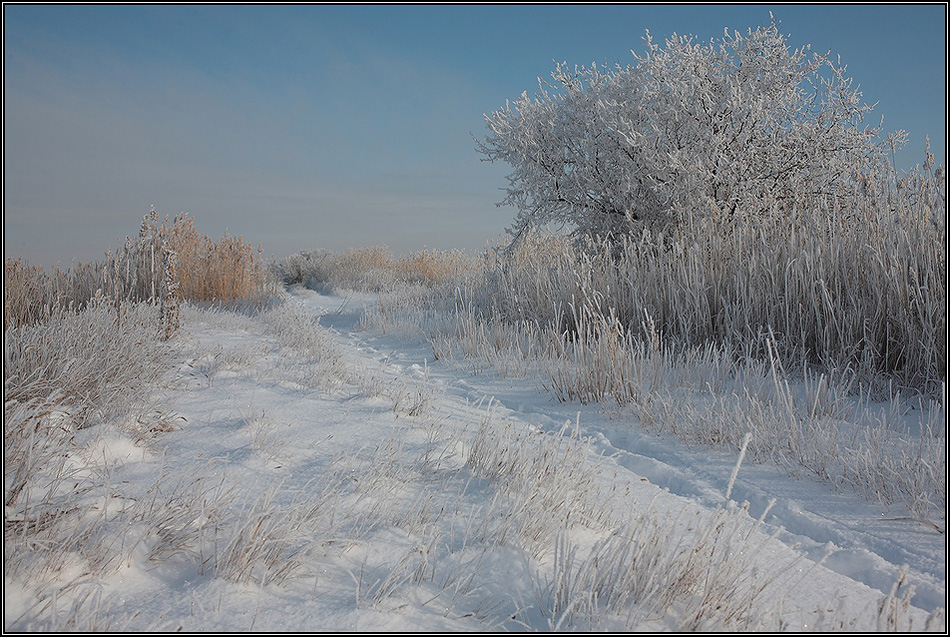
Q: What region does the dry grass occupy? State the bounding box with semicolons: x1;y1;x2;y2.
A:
354;158;946;519
3;300;173;598
460;159;946;395
4;300;171;426
4;209;278;331
165;214;273;304
4;285;943;631
276;245;476;292
3;258;104;331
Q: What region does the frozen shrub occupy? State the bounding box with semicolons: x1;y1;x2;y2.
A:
478;17;901;240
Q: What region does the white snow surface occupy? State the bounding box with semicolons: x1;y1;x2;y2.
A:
6;286;945;632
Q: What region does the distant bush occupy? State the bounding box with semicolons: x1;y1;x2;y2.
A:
4;209;279;331
275;245;475;292
164;213;276;304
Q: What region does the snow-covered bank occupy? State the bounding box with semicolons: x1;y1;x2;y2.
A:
4;287;945;631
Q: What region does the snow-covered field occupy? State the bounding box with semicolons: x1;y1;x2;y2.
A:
4;285;946;631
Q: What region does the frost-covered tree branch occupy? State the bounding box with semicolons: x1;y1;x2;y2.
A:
477;19;898;241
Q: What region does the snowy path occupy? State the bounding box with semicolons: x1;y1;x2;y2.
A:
15;286;939;631
285;288;946;617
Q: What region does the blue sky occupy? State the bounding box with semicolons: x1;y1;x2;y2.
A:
4;4;947;268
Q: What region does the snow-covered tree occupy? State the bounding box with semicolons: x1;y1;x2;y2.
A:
477;18;899;241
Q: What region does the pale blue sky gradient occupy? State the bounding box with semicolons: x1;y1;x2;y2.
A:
4;4;947;268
